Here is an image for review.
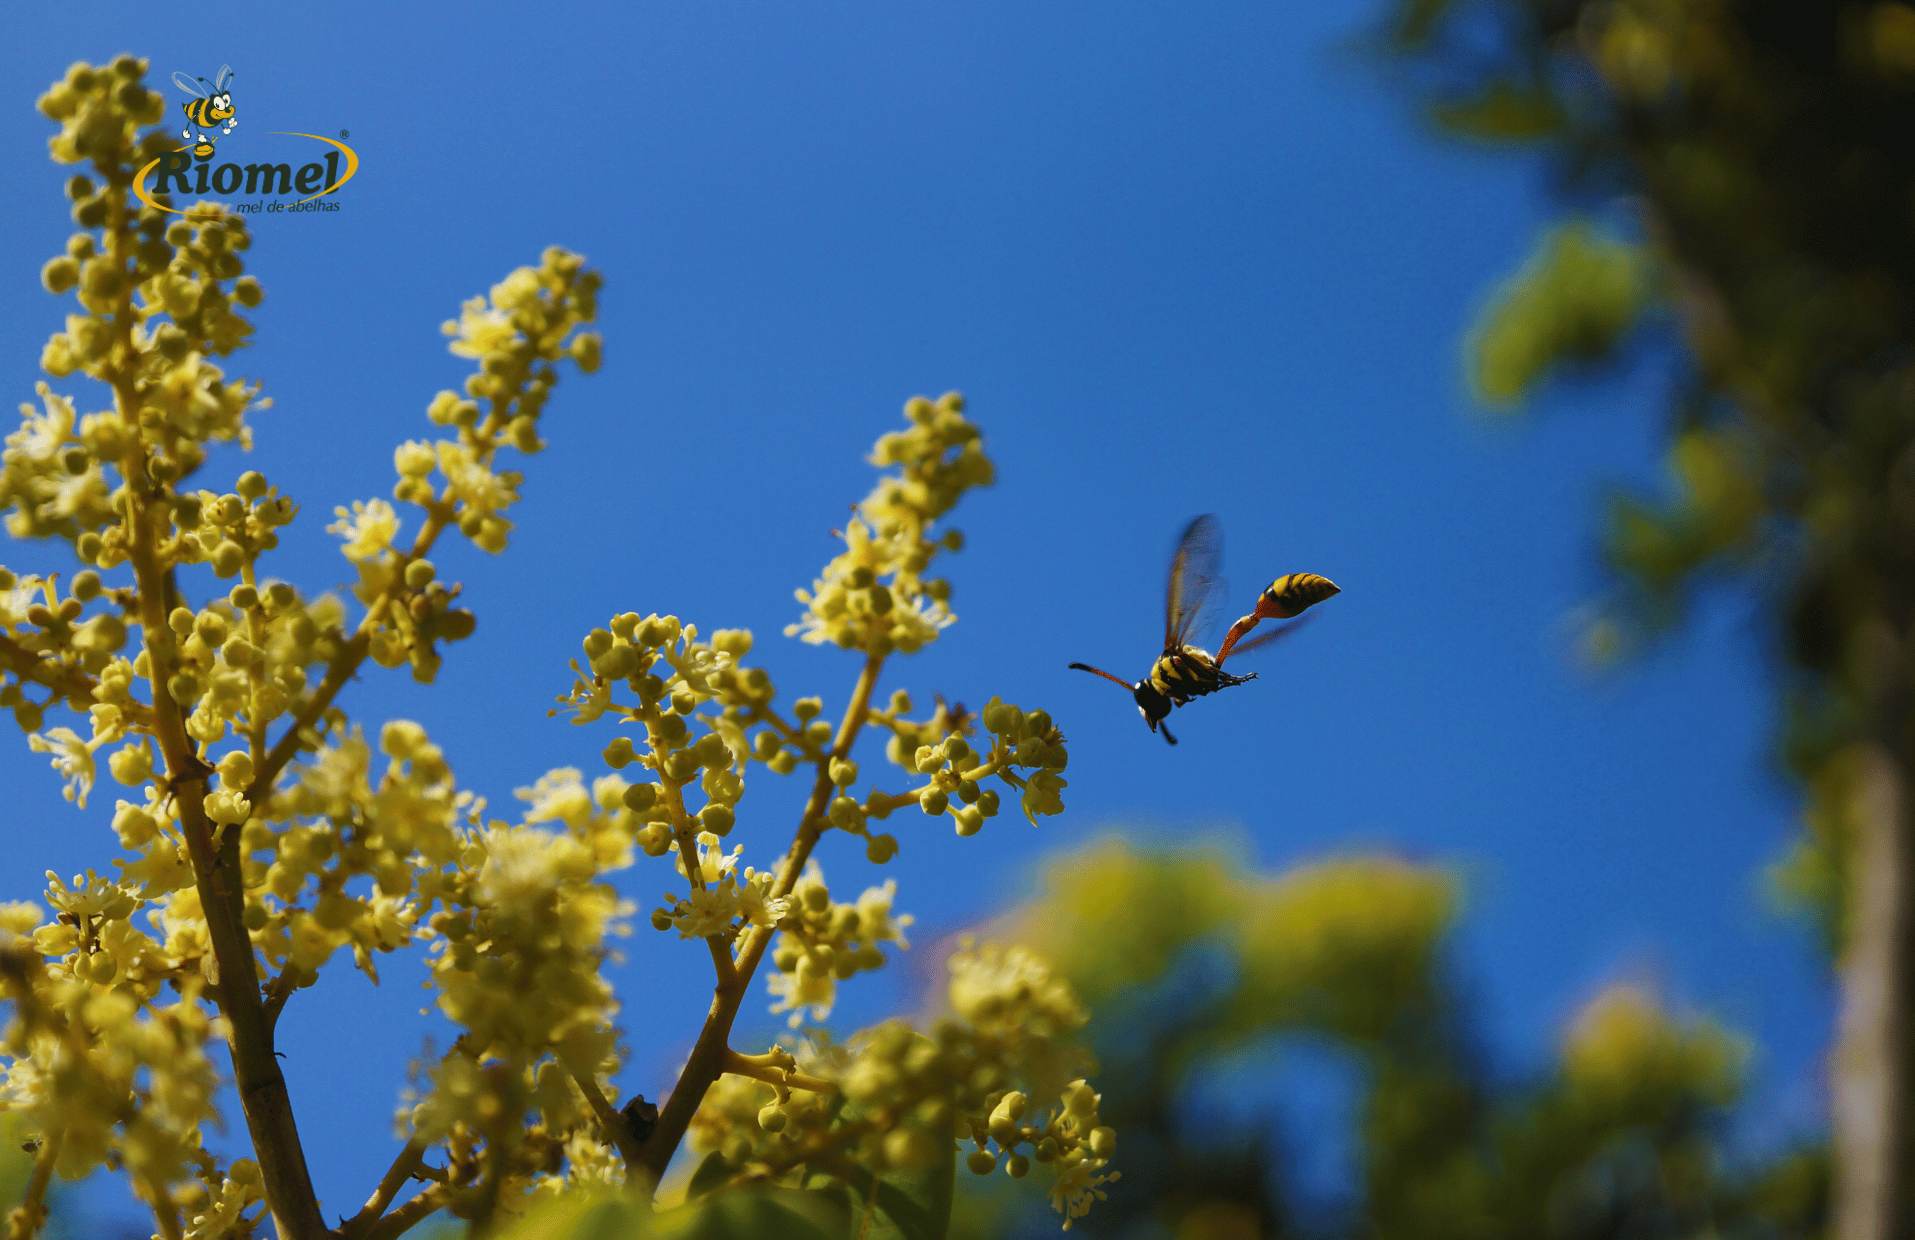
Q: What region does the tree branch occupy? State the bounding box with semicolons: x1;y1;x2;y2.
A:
337;1139;426;1240
566;1059;645;1166
7;1130;62;1240
636;651;886;1186
360;1185;448;1240
114;357;326;1240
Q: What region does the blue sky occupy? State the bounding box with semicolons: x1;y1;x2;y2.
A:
1;0;1826;1226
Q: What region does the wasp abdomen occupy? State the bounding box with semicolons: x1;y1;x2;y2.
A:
1259;573;1340;620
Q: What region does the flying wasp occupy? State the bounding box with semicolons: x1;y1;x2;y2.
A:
1069;515;1339;745
173;66;237;160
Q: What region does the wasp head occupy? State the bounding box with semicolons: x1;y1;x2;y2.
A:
1132;680;1176;743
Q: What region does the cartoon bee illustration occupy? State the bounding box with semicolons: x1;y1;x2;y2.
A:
173;66;237;160
1070;515;1339;745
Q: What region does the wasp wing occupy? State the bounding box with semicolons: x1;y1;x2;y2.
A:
1165;514;1226;652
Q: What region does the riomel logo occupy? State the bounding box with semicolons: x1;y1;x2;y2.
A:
134;63;358;218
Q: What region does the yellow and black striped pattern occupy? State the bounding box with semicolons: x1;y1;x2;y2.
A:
1149;644;1255;706
182;95;233;129
1258;573;1340;620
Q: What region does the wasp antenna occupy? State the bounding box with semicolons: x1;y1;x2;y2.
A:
1068;662;1133;691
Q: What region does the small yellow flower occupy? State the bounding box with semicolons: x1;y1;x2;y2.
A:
27;726;95;808
327;498;401;563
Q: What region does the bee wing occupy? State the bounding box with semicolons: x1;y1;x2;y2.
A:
1224;615;1312;658
214;65;233;92
1165;514;1226;651
172;72;210;99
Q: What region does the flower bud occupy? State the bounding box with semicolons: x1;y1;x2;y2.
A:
109;745;153;789
570;332;602;373
105;786;166;847
966;1150;997;1176
403;559;435;588
236;471;269;501
757;1102;788;1133
229;583;259;610
582;628;614;659
211;540;245;578
622;783;659;811
593;644;638;680
953;806;984;837
602;736;636;769
41;256;79;294
698;805;735;836
829;757;858;787
884;1128;938;1170
768;749;798;775
865;834;898;864
918;788;948;816
793;696;823;722
218;750;255;791
1089;1126;1116;1157
1005;1154;1030;1179
650;908;674;932
70;570;101;602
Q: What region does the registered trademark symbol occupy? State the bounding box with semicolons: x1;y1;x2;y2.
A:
339;129;349;139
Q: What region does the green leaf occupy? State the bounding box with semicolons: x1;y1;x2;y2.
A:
822;1139;957;1240
654;1187;851;1240
684;1151;737;1202
488;1189;652;1240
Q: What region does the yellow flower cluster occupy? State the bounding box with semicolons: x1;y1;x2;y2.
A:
6;60;1113;1231
0;915;228;1214
760;862;913;1027
687;941;1117;1229
787;393;992;655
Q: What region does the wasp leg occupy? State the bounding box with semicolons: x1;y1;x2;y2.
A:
1160;720;1177;745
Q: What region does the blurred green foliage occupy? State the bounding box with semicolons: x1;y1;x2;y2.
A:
1378;0;1915;957
952;837;1825;1240
1468;222;1655;409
